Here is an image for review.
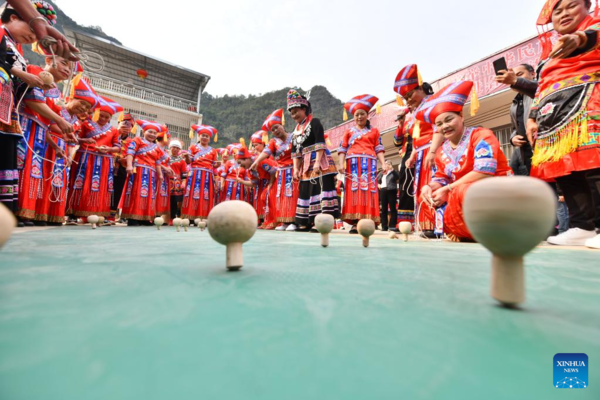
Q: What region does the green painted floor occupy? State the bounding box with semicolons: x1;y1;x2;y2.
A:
0;227;598;400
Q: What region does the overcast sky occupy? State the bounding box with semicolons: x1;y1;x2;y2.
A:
55;0;545;102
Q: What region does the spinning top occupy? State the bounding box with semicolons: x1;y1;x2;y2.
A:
314;214;334;247
194;218;201;228
198;220;207;231
154;217;164;230
207;201;257;271
388;231;399;240
173;218;182;232
399;222;412;242
463;177;556;307
88;215;99;229
357;219;375;248
38;70;54;86
0;203;16;250
97;216;105;228
182;219;190;232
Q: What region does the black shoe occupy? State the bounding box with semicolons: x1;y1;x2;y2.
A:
33;221;47;227
310;228;318;233
23;221;35;227
349;226;358;234
422;230;437;239
295;226;310;232
17;221;25;228
381;228;389;232
127;219;141;226
389;228;399;233
47;222;63;226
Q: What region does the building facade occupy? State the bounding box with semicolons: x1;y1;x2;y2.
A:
64;29;210;148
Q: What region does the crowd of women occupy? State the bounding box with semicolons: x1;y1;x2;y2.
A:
0;0;598;248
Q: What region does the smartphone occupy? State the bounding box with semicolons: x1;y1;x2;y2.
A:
493;57;508;75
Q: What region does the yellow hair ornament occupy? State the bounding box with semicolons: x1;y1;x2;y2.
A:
413;120;421;140
214;132;218;142
417;70;423;87
92;108;100;122
470;87;480;117
239;137;246;149
69;73;82;100
376;103;381;114
117;111;124;123
189;128;194;140
282;112;285;126
343;108;348;122
262;131;269;145
396;95;405;106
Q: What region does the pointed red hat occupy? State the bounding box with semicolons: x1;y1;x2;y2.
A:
414;81;473;125
344;94;379;115
72;77;99;109
250;130;268;145
235;147;253;160
136;119;166;133
393;64;420;98
98;96;124;116
192;124;218;138
262;109;284;132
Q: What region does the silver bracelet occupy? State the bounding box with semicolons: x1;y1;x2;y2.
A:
28;16;48;30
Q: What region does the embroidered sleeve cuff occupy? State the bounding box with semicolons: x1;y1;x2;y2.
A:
25;88;46;102
375;145;385;154
474;159;498;175
432;178;449;186
337;146;348;154
263;148;273;156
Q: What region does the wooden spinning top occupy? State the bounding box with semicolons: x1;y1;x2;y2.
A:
399;222;412;242
314;214;334;247
463;177;556;307
207;201;257;271
357;219;375;248
154;217;164;230
88;215;99;229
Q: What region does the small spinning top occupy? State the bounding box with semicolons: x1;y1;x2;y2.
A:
357;219;375;248
182;219;190;232
88;215;99;229
399;222;412;242
0;203;17;250
173;218;182;232
207;201;257;271
194;218;201;228
38;70;54;86
463;177;556;307
388;231;399;240
314;214;334;247
198;220;207;231
97;216;105;228
154;217;164;230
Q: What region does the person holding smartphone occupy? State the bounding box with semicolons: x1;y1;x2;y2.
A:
495;63;538;174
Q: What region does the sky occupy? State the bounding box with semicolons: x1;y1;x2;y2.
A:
54;0;546;102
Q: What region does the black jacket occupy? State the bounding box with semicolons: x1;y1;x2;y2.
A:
377;170;399;191
509;77;538;143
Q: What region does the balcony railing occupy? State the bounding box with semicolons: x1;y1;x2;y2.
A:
87;75;199;114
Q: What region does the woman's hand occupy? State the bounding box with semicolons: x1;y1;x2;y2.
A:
249;161;258;171
293;167;301;181
19;72;44;88
431;186;450;207
63;131;77;143
56;118;73;135
494;69;517;86
548;34;583;59
526;119;538;146
405;152;416;169
421;185;434;206
30;23;80;61
311;163;321;178
55;147;66;160
126;166;134;174
424;151;436;169
79;137;96;145
511;135;528;148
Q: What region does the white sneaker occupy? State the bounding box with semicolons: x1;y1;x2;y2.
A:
285;224;297;231
585;234;600;249
275;224;289;231
547;228;597;246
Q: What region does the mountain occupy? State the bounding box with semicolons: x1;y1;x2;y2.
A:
201;85;344;145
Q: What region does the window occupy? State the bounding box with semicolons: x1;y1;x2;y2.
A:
492;125;514;160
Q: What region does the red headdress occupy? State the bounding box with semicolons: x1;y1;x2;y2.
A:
135;119;166;133
393;64;422;98
251;130;268;145
192;124;218;142
262;108;284;132
414;81;473;125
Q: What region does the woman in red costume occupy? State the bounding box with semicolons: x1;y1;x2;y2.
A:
418;81;513;242
337;94;386;233
120;120;166;226
67;95;121;220
251;109;299;231
180;124;219;220
154;128;171;218
528;0;600;248
394;64;444;233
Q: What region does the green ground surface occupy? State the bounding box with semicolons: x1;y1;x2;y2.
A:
0;227;598;400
